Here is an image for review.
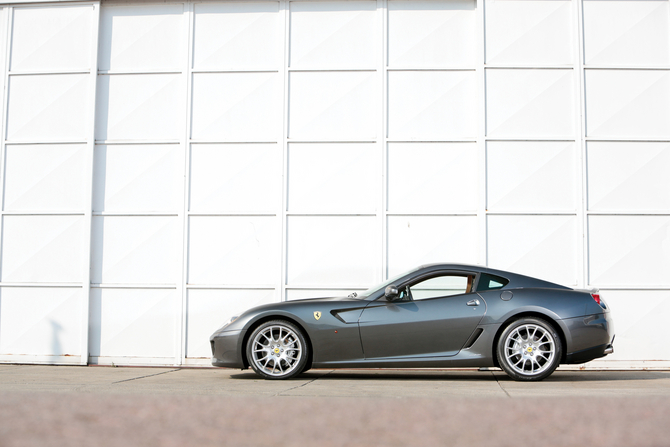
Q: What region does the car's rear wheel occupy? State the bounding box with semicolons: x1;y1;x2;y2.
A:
497;317;562;381
246;320;308;380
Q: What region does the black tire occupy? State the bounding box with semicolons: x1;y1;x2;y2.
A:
496;317;562;381
246;320;309;380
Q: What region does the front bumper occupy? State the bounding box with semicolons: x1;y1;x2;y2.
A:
210;329;246;368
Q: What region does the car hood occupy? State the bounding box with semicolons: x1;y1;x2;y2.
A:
213;295;367;334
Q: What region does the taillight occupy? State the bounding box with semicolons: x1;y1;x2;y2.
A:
591;292;607;309
591;293;601;305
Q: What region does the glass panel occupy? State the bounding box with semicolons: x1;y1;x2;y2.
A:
476;273;509;292
410;275;471;300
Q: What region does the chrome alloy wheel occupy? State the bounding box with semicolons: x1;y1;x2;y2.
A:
503;323;556;376
250;324;303;377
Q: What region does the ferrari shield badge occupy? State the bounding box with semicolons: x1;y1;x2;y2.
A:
314;311;322;321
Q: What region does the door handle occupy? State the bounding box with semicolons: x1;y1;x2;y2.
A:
466;299;480;306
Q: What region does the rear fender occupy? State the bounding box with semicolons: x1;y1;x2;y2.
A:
489;309;574;360
477;288;589;324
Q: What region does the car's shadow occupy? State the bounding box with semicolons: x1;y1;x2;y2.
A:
229;369;670;382
230;371;488;381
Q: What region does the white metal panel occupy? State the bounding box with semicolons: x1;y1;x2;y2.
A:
6;74;89;142
597;290;670;362
10;5;92;71
587;142;670;212
1;0;98;367
1;215;83;283
387;0;476;68
190;72;279;141
188;216;278;285
387;142;477;213
4;144;86;211
93;144;179;212
488;215;578;286
387;216;478;277
186;288;276;358
286;216;377;286
487;141;576;212
388;70;477;139
98;4;184;71
584;70;670;138
88;288;176;358
287;143;377;213
486;69;574;138
485;0;572;65
190;143;280;213
95;74;182;141
288;71;376;140
193;2;280;70
90;216;178;284
588;216;670;287
583;0;670;66
0;287;82;356
289;0;377;68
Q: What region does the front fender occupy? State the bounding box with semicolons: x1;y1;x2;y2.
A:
219;303;367;365
240;309;312;334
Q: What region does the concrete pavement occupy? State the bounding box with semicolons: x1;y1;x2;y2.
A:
1;365;670;446
1;364;670;397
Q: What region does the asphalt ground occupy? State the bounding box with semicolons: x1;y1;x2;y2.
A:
1;365;670;447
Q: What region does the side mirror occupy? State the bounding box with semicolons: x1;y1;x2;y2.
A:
385;285;399;301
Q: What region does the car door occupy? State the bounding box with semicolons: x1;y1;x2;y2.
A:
358;272;486;359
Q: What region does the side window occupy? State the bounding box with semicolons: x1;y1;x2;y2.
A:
476;273;509;292
408;274;474;301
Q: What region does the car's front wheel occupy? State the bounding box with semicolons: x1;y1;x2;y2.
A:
246;320;308;380
497;317;562;381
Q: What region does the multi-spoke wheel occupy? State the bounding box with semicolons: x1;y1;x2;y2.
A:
497;317;562;381
246;320;308;380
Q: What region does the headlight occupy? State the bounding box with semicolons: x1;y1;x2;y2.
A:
225;315;239;326
214;315;239;334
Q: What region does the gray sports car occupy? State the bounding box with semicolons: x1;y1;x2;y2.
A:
210;264;614;381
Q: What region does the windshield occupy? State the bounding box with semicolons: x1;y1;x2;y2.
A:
356;267;421;299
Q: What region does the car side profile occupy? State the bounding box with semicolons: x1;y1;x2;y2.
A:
210;264;614;381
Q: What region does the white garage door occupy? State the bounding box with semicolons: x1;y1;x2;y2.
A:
0;0;668;367
0;3;99;364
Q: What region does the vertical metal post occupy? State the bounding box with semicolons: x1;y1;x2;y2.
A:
280;0;290;301
80;1;101;366
379;0;387;281
574;0;588;288
0;7;12;290
178;1;195;366
476;0;487;266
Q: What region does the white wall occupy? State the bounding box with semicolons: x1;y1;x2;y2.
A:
0;0;667;367
0;3;98;364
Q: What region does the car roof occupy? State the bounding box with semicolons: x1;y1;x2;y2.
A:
415;263;571;290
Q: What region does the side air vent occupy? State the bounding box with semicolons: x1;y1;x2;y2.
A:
463;328;484;350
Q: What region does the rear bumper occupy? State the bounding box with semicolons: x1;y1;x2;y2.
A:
210;329;246;368
565;341;613;364
563;311;614;364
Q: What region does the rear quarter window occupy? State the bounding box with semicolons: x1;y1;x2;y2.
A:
476;273;509;292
